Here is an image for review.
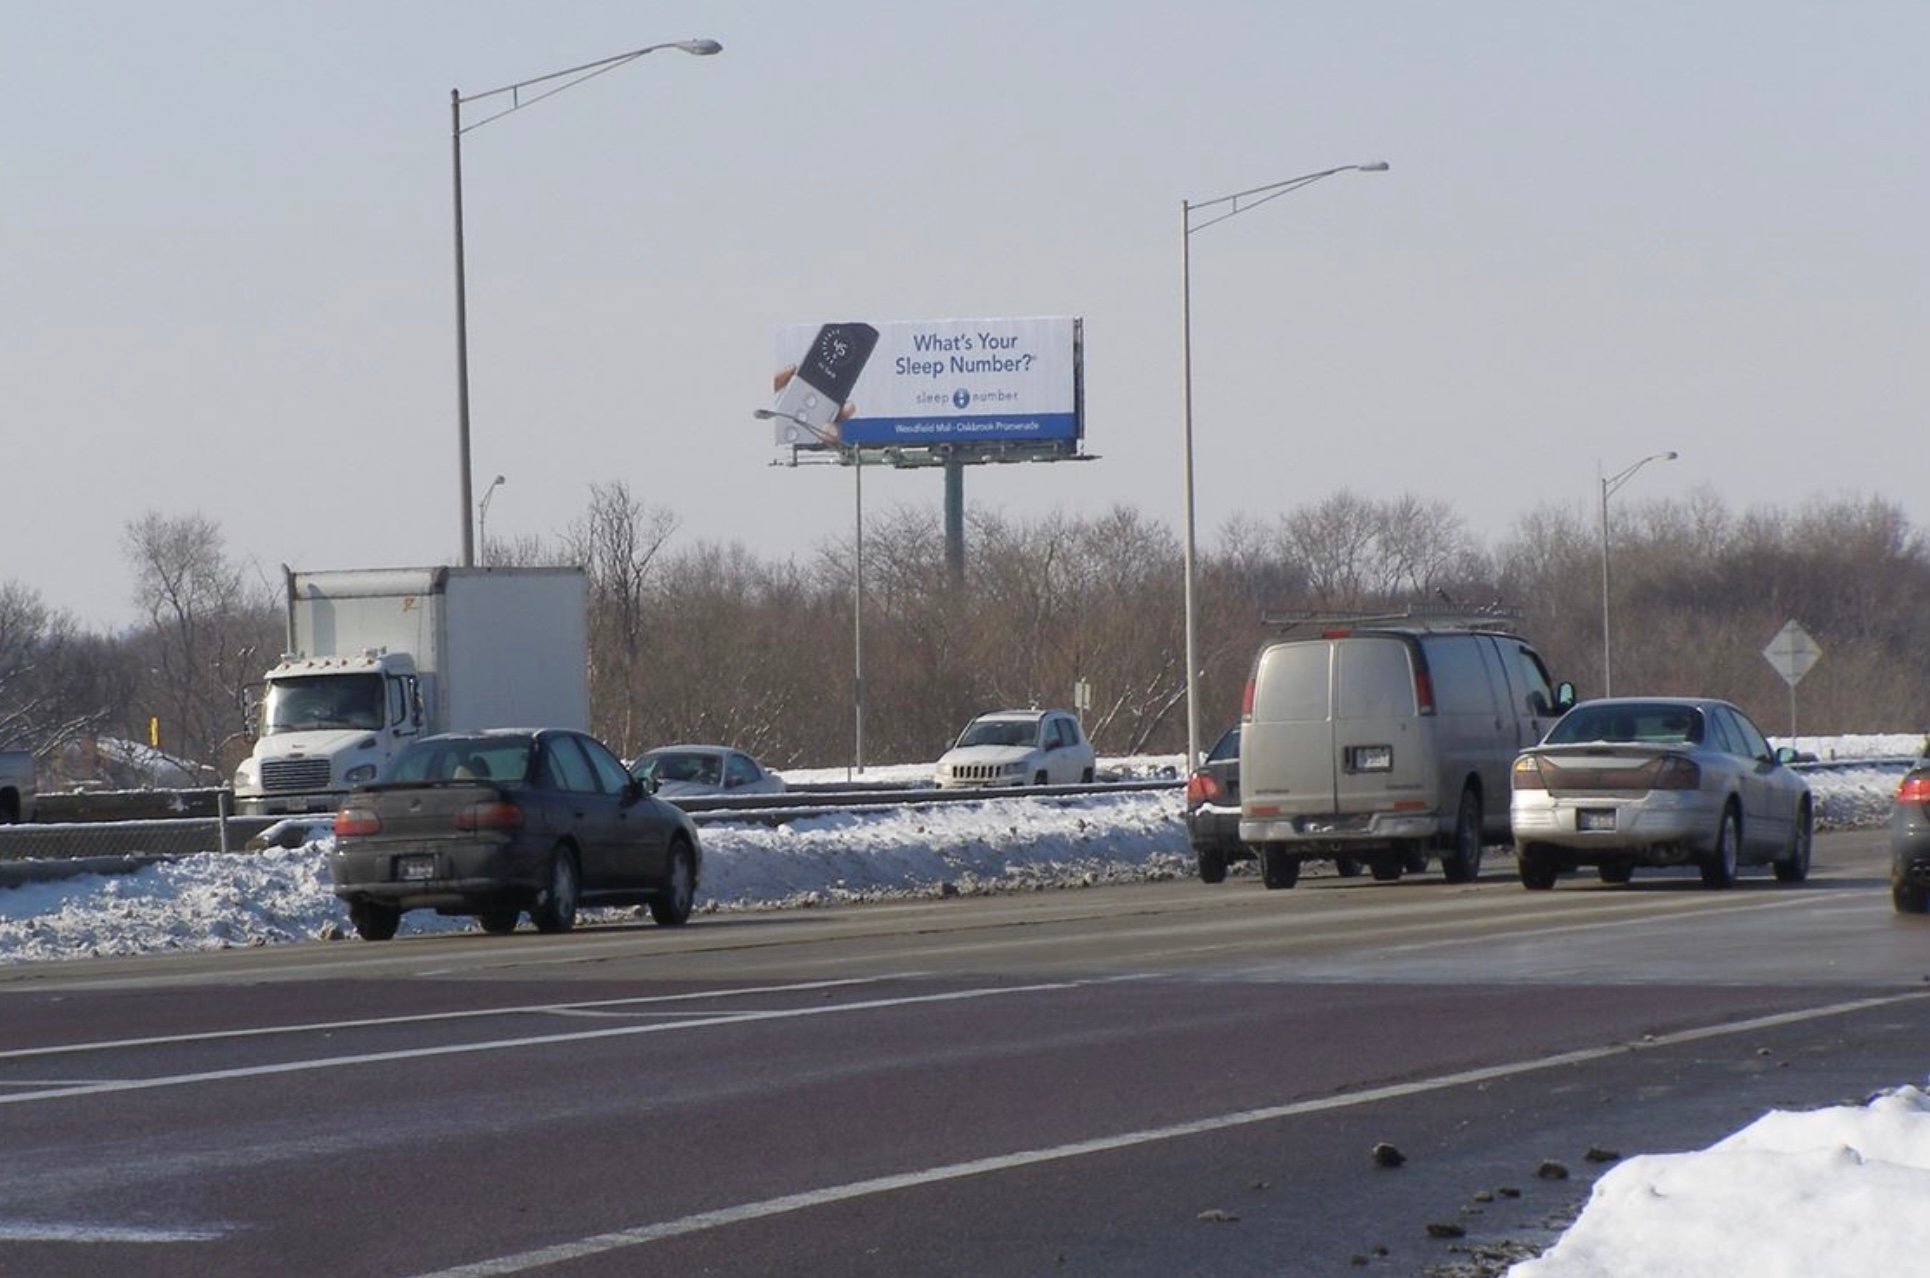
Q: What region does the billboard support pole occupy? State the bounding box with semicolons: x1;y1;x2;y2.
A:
944;461;965;587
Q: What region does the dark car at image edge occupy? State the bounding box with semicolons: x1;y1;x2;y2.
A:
328;727;701;941
1891;761;1930;914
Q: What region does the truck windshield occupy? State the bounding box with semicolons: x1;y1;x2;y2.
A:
263;674;386;734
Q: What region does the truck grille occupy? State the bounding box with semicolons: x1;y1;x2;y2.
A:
261;757;333;793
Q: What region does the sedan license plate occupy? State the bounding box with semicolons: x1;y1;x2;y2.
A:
1577;809;1616;833
396;854;437;881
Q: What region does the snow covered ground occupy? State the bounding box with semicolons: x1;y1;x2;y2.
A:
0;734;1924;1276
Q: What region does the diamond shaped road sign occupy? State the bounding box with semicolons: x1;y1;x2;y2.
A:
1763;619;1822;687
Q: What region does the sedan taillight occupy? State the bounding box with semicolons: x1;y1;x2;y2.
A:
1510;756;1545;790
456;801;525;832
1186;772;1224;805
1897;774;1930;807
333;805;382;838
1652;755;1702;790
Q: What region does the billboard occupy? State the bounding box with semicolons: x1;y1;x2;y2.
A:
770;316;1082;451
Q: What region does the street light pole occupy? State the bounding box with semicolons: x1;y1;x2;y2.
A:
1180;161;1388;768
451;38;722;567
478;474;507;563
754;408;866;776
1598;450;1679;697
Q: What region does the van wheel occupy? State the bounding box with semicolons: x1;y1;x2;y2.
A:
1197;846;1229;884
1518;844;1559;890
1080;767;1094;784
1259;846;1300;890
1441;790;1484;884
1370;856;1404;883
1033;771;1048;786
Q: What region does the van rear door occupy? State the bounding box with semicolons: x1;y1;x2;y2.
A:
1243;640;1338;820
1332;636;1430;815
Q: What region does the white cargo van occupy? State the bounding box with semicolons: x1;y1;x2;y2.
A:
1238;610;1571;888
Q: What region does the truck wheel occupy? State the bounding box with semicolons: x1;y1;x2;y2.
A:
1259;846;1300;889
1197;845;1228;884
348;900;400;942
649;841;696;927
531;847;580;933
1441;789;1484;884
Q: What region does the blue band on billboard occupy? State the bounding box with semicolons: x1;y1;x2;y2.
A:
841;412;1079;446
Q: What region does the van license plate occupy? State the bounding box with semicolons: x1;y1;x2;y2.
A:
397;855;436;881
1347;745;1393;773
1578;810;1615;832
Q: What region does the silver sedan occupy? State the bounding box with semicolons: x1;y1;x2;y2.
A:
1510;697;1813;890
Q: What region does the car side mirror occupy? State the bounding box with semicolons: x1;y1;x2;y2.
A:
1773;746;1799;766
1554;681;1577;713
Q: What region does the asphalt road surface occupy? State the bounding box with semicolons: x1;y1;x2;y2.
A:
0;828;1924;1277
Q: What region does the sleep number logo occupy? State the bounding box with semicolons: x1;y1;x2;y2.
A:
952;388;972;410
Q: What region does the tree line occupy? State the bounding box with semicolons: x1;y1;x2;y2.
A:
2;485;1923;786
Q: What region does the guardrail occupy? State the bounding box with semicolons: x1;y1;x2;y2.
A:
0;778;1184;886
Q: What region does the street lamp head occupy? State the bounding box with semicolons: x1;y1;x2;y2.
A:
1357;161;1391;172
1663;450;1680;461
671;38;723;56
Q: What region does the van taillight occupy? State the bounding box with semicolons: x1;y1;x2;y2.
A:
456;801;525;832
1241;678;1256;720
333;806;381;837
1413;668;1436;715
1897;774;1930;806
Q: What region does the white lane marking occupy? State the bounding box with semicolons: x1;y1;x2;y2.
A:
407;988;1930;1277
0;975;904;1063
0;1219;229;1242
0;978;1121;1107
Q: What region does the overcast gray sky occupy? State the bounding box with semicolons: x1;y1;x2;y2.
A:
6;1;1924;628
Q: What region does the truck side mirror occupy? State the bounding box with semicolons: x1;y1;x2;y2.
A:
1554;681;1577;712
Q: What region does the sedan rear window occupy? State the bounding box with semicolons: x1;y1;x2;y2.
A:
1545;704;1703;746
384;737;533;785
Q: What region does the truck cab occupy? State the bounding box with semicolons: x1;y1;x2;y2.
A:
233;649;424;815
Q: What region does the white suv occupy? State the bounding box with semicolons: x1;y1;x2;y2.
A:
936;710;1096;789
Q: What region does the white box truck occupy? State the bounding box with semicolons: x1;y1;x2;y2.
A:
232;566;590;816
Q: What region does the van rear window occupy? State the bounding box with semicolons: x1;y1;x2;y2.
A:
1335;639;1416;721
1252;643;1331;722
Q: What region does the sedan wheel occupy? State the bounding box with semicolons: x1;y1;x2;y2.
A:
1197;846;1229;885
649;841;697;927
348;900;400;942
1700;808;1740;889
1773;803;1813;884
477;909;520;935
1518;844;1559;891
531;848;580;934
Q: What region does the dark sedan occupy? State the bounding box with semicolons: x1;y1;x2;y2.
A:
1187;726;1249;883
328;728;701;941
1891;762;1930;914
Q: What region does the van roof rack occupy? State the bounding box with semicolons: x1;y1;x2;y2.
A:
1261;603;1525;633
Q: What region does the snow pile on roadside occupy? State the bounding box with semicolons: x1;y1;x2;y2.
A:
1512;1085;1930;1277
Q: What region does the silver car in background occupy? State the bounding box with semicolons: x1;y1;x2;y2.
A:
1510;697;1813;890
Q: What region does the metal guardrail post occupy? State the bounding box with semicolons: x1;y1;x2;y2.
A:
217;788;231;855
